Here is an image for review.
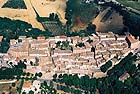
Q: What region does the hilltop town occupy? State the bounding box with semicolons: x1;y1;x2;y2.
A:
0;32;140;93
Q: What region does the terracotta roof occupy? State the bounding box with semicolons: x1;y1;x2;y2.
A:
0;36;3;41
37;36;46;40
126;35;137;43
23;81;32;88
19;36;27;40
53;49;72;54
59;35;67;39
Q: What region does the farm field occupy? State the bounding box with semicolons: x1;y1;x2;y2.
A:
0;0;66;30
30;0;66;24
42;21;63;35
92;7;124;34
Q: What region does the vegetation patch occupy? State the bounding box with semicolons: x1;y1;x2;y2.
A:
56;41;72;50
101;10;113;22
0;83;18;94
53;52;140;94
42;21;63;36
65;0;99;30
0;17;53;53
2;0;27;9
37;13;63;35
116;0;140;11
106;2;140;37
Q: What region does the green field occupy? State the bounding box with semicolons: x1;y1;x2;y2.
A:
116;0;140;11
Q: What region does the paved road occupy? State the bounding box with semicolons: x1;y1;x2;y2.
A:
0;80;16;84
111;0;140;15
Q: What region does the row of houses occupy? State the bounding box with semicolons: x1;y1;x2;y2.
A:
1;32;140;93
4;32;134;76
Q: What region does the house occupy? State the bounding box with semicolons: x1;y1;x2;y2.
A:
119;73;130;82
22;81;32;93
52;49;72;57
37;36;46;40
8;47;28;57
0;36;3;42
19;36;27;40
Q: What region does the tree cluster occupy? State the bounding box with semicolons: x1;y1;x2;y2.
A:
100;60;112;73
0;17;53;53
53;52;140;94
0;60;26;80
65;23;97;37
55;41;72;50
65;0;77;27
40;81;56;94
105;2;140;37
2;0;27;9
37;13;60;23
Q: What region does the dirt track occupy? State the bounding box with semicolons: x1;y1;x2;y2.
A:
24;0;44;30
0;0;66;30
0;0;8;7
30;0;66;24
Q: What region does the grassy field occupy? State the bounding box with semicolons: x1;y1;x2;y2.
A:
116;0;140;11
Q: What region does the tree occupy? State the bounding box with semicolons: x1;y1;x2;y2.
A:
0;38;10;53
100;60;112;73
65;0;80;28
37;72;43;78
29;90;34;94
40;81;56;94
22;92;26;94
86;23;96;35
12;83;16;87
76;42;85;48
87;38;93;44
53;74;57;81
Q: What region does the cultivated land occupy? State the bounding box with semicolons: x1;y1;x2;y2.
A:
31;0;66;24
0;0;8;7
92;7;124;33
116;0;140;11
0;0;44;30
0;0;66;30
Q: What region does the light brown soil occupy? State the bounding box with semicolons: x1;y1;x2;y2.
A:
71;17;87;31
0;0;66;30
92;7;124;33
0;0;8;7
30;0;66;24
